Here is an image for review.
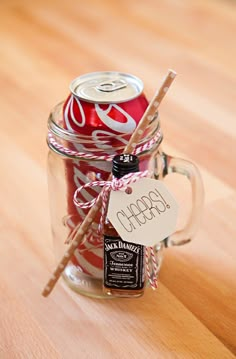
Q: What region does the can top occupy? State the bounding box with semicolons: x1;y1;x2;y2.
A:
69;71;144;104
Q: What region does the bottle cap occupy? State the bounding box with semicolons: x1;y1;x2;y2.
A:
112;154;139;179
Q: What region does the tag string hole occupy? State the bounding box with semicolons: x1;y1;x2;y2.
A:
125;187;133;194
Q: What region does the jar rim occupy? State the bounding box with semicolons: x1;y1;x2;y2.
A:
47;102;162;158
48;101;160;141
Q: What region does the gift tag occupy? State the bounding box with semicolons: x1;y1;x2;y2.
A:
107;178;178;247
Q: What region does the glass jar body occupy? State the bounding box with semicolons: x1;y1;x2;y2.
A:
47;103;165;298
47;102;204;298
48;148;165;297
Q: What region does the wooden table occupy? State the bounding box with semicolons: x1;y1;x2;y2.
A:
0;0;235;357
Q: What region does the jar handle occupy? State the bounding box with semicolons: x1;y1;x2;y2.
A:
162;153;204;246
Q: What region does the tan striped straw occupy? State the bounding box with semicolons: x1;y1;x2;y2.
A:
42;69;177;297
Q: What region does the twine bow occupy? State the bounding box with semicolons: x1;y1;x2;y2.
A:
73;171;158;289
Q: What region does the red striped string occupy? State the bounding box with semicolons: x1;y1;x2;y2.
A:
48;130;162;160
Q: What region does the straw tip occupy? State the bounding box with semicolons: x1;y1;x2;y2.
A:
42;287;51;297
168;69;177;78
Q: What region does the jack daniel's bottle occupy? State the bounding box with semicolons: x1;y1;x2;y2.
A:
103;154;145;297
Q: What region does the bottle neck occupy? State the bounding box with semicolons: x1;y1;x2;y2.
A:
114;167;139;179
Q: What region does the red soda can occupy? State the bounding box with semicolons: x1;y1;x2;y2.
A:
62;72;149;278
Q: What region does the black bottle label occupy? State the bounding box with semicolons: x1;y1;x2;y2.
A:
104;235;145;290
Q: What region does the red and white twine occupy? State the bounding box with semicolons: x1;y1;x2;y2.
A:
48;129;162;161
73;171;158;290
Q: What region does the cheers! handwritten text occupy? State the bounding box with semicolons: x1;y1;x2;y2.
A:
116;188;170;233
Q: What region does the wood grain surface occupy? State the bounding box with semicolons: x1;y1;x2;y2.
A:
0;0;235;358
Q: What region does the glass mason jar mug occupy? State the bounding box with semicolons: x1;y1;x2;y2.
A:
47;102;204;298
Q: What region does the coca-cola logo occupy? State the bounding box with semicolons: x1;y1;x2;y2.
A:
64;96;136;134
64;95;86;129
63;94;140;153
95;104;136;134
91;129;128;150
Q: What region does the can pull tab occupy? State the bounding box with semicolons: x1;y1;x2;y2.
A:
96;78;127;92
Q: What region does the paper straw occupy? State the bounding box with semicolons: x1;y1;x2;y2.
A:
124;69;177;153
42;69;177;297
